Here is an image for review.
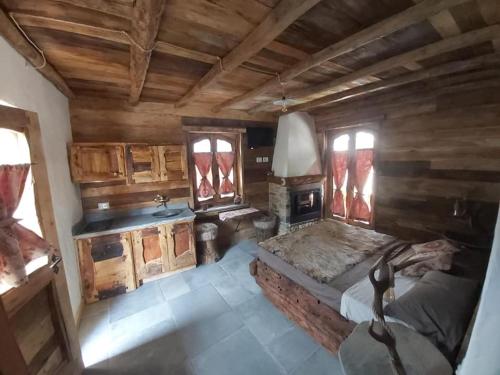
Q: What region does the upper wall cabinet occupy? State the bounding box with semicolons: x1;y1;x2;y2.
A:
70;144;126;183
158;145;188;182
70;143;188;184
126;144;160;184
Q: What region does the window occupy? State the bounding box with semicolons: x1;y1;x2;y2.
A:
328;129;375;226
188;132;241;208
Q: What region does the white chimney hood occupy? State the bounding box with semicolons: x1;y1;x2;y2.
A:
272;112;322;178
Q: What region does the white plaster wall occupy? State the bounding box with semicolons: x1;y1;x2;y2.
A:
272;112;322;177
0;38;83;320
457;203;500;375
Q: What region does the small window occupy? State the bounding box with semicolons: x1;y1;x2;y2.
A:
329;129;375;226
189;133;241;208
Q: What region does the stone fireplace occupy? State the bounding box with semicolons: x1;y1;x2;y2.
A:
268;112;324;234
269;177;323;234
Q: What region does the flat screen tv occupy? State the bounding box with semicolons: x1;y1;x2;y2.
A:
247;127;275;149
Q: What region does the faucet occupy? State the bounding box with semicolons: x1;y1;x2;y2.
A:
154;194;170;209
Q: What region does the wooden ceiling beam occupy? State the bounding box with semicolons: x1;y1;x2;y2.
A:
0;8;73;97
214;0;471;112
54;0;133;19
287;25;500;103
128;0;166;104
281;53;500;113
10;13;218;65
174;0;323;108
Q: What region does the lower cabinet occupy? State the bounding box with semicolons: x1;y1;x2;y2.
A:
77;219;196;303
77;232;136;304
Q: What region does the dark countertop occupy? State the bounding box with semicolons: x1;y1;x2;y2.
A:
73;207;196;240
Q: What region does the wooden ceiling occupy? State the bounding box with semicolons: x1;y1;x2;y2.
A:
1;0;499;117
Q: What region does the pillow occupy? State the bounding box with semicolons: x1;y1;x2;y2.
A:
399;240;460;277
384;271;478;362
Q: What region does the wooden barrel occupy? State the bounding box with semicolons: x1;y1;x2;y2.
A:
253;213;277;242
195;223;219;264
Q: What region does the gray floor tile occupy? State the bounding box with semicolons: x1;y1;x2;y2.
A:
235;294;294;346
237;239;260;257
267;327;320;373
211;275;255;307
109;281;165;323
190;328;285;375
218;244;254;266
291;347;343;375
219;255;261;294
81;299;109;320
177;310;243;358
108;322;188;375
169;284;231;327
158;273;192;300
181;263;229;290
79;313;111;367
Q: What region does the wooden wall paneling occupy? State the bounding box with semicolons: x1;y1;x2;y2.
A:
314;83;500;241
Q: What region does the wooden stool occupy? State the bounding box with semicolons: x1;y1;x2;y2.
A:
339;322;452;375
253;213;276;242
195;223;219;264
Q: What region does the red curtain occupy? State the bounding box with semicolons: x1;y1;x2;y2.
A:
193;152;215;198
0;165;53;288
216;152;235;194
331;151;348;217
350;149;374;221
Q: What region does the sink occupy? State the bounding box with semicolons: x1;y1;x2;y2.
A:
152;209;183;218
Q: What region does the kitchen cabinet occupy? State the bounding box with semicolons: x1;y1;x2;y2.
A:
131;226;169;284
77;218;197;303
76;232;136;304
126;144;160;183
157;145;188;181
165;221;196;271
70;143;126;183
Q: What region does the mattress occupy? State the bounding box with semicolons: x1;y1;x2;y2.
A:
259;220;394;284
257;220;400;314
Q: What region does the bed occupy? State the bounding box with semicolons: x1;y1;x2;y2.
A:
250;220;411;353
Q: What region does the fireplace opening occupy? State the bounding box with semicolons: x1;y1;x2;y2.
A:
290;188;322;224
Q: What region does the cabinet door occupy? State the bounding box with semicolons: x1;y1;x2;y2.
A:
70;144;126;183
77;233;136;304
165;222;196;271
131;227;169;284
126;144;160;184
158;145;188;181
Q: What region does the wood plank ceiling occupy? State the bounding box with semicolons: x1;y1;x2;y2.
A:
1;0;499;117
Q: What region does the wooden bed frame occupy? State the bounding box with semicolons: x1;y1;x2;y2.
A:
250;259;356;353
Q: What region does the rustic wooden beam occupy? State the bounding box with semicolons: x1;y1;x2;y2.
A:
0;9;74;98
10;13;218;65
174;0;323;108
255;53;500;113
129;0;166;104
288;25;500;103
55;0;133;19
213;0;471;112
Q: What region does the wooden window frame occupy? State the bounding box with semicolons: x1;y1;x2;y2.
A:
325;127;377;229
187;131;243;209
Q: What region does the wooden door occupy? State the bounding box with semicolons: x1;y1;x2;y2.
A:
158;145;188;181
70;143;126;183
0;106;82;374
165;221;196;271
126;144;160;184
131;226;169;285
77;233;136;304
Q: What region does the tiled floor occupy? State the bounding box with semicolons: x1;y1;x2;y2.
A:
80;240;343;374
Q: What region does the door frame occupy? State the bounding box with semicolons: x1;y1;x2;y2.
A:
0;105;83;374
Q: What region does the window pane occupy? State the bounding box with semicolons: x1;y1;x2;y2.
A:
333;134;349;151
355;131;374;150
193;138;211;153
216;139;232;152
